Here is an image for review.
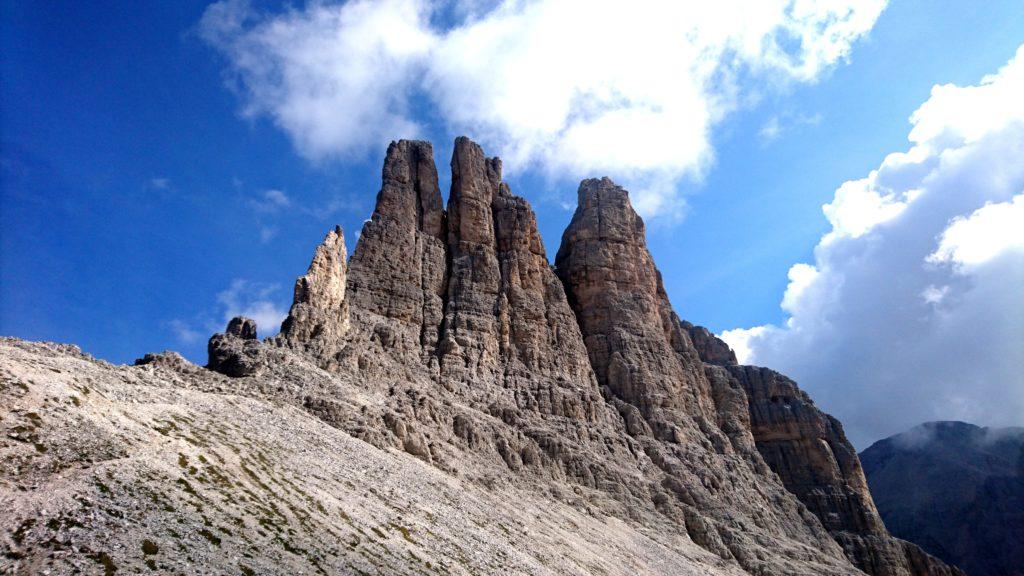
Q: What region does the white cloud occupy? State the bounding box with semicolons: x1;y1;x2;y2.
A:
780;263;819;315
150;177;171;190
216;279;288;337
927;193;1024;269
199;0;435;160
200;0;886;218
821;174;914;241
726;45;1024;447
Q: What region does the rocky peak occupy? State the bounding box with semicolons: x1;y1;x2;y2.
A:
681;321;737;365
434;137;599;414
279;225;349;350
446;136;501;248
377;139;445;240
344;139;448;361
555;177;713;440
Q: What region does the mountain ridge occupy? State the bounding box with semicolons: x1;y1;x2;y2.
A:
1;137;960;576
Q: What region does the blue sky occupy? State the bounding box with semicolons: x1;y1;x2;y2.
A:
2;1;1022;444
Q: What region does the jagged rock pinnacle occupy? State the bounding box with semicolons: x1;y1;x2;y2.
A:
279;224;349;349
345;140;448;363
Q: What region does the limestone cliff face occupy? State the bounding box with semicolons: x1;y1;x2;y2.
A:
101;137;963;576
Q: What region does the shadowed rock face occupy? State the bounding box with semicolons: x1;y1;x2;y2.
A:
679;341;965;576
1;137;963;576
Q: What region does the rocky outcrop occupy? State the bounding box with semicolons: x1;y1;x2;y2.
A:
206;316;264;377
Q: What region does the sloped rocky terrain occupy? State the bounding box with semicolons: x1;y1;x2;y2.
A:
1;138;960;575
862;421;1024;576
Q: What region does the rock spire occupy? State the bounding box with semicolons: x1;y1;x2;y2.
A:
279;224;350;350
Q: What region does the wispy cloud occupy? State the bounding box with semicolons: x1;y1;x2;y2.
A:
167;319;202;345
249;188;293;213
759;112;822;144
259;225;279;243
759;117;781;142
168;278;289;346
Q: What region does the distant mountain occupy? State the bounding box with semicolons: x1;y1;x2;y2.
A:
861;421;1024;576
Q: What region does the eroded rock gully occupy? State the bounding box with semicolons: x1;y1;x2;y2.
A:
1;138;961;576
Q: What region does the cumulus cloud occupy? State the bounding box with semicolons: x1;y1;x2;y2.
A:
167;319;202;345
200;0;886;218
721;46;1024;447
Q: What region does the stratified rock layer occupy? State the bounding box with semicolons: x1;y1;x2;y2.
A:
2;138;963;576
